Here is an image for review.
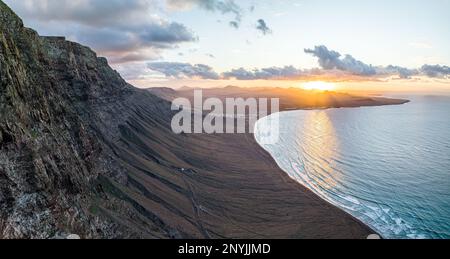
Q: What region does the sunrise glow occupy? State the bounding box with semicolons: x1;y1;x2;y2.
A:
302;81;336;91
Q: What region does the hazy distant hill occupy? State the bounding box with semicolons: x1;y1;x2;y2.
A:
149;86;408;111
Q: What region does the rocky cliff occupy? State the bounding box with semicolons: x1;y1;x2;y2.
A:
0;1;374;239
0;1;169;238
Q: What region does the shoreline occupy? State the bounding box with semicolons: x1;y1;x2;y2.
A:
251;132;381;238
252;100;412;239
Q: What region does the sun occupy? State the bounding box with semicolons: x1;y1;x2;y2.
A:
302;81;336;91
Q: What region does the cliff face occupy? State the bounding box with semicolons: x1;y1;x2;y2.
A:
0;1;374;239
0;1;170;238
1;1;122;238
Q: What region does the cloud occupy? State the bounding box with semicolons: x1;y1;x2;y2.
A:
148;44;450;81
256;19;272;35
5;0;197;64
229;21;239;29
223;66;303;80
167;0;243;28
147;63;308;81
304;45;377;76
148;62;331;81
72;22;197;62
305;45;449;79
421;65;450;78
115;62;154;81
8;0;166;28
382;65;419;79
147;62;220;79
222;68;259;80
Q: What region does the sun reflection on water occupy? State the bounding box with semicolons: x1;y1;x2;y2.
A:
297;111;340;190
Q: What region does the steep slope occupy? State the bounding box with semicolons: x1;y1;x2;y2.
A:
0;2;168;238
0;1;373;239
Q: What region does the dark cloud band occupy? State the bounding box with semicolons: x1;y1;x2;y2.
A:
304;45;449;79
304;45;377;76
147;62;220;80
148;45;450;81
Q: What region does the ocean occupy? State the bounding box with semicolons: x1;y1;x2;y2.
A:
255;95;450;239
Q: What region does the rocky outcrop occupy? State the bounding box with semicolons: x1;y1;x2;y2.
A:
0;1;374;239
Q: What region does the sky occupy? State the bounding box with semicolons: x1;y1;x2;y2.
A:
4;0;450;93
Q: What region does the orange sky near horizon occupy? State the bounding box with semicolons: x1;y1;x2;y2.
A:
129;77;450;96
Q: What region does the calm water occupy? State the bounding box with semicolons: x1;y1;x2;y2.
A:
255;96;450;239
